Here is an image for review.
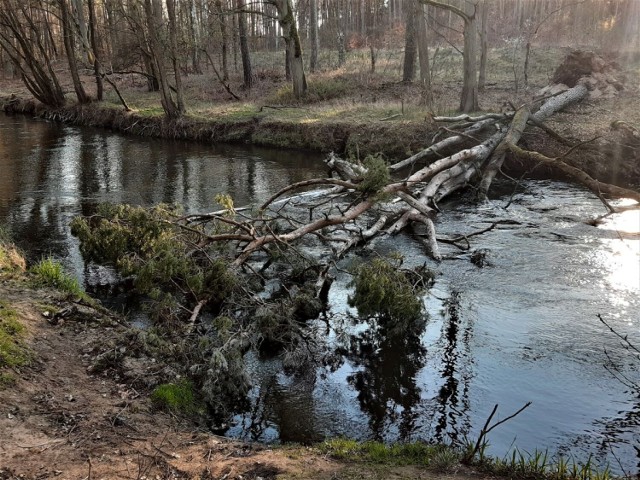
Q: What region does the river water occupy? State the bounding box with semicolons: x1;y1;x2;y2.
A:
1;112;638;474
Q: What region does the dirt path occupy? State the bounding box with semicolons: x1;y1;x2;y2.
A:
0;280;487;480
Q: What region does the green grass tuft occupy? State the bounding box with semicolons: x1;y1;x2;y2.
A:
319;438;458;470
151;380;201;415
30;257;88;300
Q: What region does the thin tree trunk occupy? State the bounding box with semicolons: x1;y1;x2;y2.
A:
460;14;479;112
478;0;489;91
402;0;418;82
417;4;430;91
309;0;319;72
216;0;229;81
87;0;103;100
236;0;252;88
166;0;185;114
144;0;180;118
274;0;307;98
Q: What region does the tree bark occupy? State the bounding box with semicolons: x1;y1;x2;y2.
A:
402;0;418;82
309;0;319;73
273;0;307;98
59;0;91;104
237;0;253;88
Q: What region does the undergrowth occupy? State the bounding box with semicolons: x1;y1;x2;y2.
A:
0;230;26;274
321;438;615;479
472;448;613;480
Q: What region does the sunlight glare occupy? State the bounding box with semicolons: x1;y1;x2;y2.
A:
598;207;640;291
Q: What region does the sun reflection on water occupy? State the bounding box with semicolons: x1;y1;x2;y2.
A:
597;206;640;292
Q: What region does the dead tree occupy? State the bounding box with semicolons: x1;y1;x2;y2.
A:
172;56;638;283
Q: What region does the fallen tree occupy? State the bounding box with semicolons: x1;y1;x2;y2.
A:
76;51;640;315
71;51;640;422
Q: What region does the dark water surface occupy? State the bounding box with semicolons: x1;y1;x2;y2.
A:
1;112;638;474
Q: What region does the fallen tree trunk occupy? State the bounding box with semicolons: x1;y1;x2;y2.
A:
182;80;631;270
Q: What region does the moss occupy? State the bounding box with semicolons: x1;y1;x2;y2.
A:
0;371;16;387
0;301;30;370
151;380;201;415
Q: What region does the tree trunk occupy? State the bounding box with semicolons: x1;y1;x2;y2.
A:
87;0;103;101
166;0;185;114
402;0;418;82
417;4;430;91
216;0;229;81
419;0;479;113
274;0;307;98
309;0;319;72
236;0;252;88
460;13;479;112
59;0;91;104
144;0;180;118
478;0;489;91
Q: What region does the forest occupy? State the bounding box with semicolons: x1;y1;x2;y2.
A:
1;0;640;479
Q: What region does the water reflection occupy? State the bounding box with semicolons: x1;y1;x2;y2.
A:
0;113;326;270
433;291;472;444
345;315;427;441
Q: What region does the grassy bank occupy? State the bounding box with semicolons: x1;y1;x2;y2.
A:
1;93;435;161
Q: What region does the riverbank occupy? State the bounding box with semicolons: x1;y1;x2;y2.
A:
3;77;640;189
0;241;493;480
1;93;435;161
2;237;626;480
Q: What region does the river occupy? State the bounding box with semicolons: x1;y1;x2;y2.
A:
1;112;638;474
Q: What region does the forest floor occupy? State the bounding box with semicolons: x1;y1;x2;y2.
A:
0;269;490;480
